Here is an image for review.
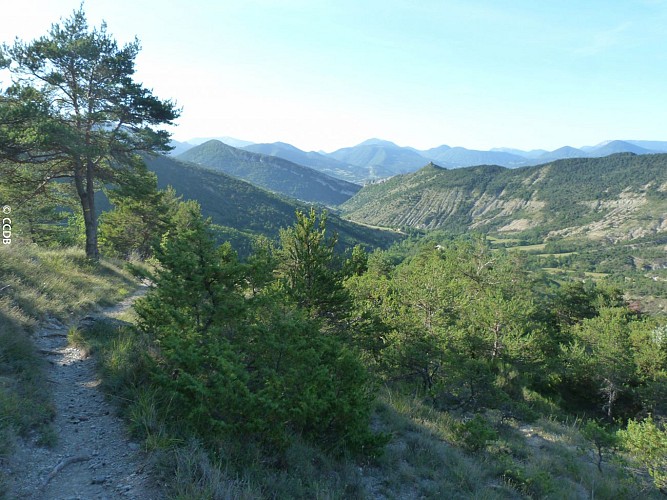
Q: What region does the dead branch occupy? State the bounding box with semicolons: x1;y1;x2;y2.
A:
41;454;92;490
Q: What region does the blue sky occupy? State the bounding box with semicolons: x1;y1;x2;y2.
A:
1;0;666;152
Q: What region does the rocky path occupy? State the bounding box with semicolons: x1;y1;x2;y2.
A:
4;285;164;499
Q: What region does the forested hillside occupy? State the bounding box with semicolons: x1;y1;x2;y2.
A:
343;154;667;241
242;142;361;183
145;155;400;254
177;139;361;205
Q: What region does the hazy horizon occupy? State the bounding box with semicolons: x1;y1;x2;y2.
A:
174;135;667;155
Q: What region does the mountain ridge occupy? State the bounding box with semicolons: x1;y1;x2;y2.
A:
327;141;432;179
172;136;666;182
144;154;400;253
241;142;361;183
341;153;667;242
588;140;653;157
177;140;361;206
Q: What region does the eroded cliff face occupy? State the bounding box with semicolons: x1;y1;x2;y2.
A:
342;155;667;242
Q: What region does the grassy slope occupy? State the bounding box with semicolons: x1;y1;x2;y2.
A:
0;242;138;492
366;388;659;499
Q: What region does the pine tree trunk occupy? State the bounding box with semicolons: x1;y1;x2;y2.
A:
83;204;98;260
84;168;98;260
74;164;99;260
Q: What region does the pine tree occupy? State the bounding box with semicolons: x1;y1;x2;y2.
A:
135;201;249;436
99;168;180;259
276;208;350;331
565;307;636;420
136;205;383;454
0;7;179;258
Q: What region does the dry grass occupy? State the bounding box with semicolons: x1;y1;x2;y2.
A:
0;241;140;492
358;387;661;499
0;242;136;325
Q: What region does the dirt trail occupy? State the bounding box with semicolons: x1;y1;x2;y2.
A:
4;285;164;499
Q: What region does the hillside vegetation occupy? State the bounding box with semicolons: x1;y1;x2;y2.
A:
342;153;667;242
177;139;361;206
3;219;667;498
145;154;401;254
76;216;667;498
242;142;362;183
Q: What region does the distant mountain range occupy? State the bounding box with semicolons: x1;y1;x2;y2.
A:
341;153;667;242
170;137;667;183
186;136;255;148
168;136;254;156
421;145;527;169
326;139;429;180
168;139;196;156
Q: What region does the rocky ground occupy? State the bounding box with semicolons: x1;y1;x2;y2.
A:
3;286;164;500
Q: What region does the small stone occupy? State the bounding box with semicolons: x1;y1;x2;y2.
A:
128;442;140;451
91;476;106;485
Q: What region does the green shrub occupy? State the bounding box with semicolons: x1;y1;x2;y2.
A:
135;203;383;456
501;464;555;498
620;416;667;492
581;420;618;472
453;414;498;452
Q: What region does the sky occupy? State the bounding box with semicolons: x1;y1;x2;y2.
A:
1;0;666;153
